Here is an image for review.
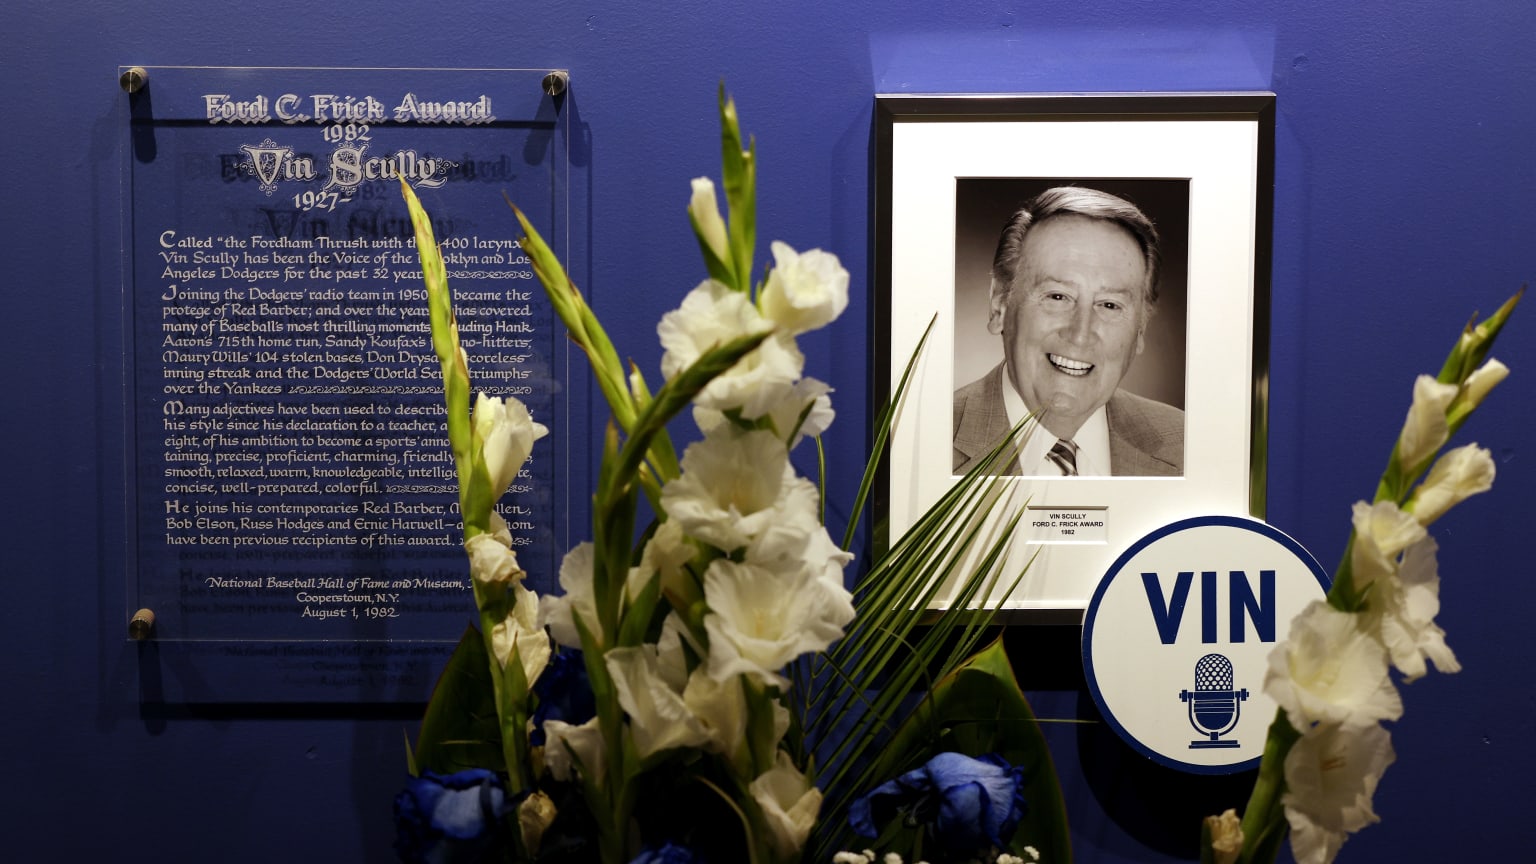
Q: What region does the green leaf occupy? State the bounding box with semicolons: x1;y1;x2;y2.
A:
399;178;485;533
413;626;505;775
509;202;638;435
840;640;1071;864
610;328;771;490
842;314;936;551
617;566;664;649
806;321;1056;863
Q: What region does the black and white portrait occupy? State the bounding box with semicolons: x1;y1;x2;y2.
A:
951;179;1190;477
880;95;1269;608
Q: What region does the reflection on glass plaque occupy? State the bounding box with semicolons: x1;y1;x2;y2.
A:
122;67;572;700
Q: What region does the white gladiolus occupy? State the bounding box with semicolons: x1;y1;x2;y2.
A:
749;750;822;859
490;584;550;687
703;558;855;688
638;519;697;604
688;177;731;266
542;717;604;783
473;392;548;496
486;510;513;547
465;532;524;587
1460;357;1509;410
517;791;558;856
657;280;804;419
682;667;748;758
1349;500;1426;594
605;646;712;760
1283;721;1395;864
539;543;600;649
693;376;835;450
1409;443;1495;526
1394;375;1458;471
1264;601;1402;731
1205;808;1243;864
747;509;853;587
661;428;814;553
653;614;690;693
758;241;850;334
1361;536;1459;681
780;377;836;447
624;563;657;606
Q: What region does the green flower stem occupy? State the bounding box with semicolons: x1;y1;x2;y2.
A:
403;179;530;799
572;611;631;864
743;679;779;778
399;179;494;535
1224;289;1521;863
466;576;531;795
1436;288;1521;385
1375;289;1522;507
510;203;685;486
591;423;626;644
1236;710;1299;864
1325;539;1367;613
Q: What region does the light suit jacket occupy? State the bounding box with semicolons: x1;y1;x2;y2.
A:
952;364;1184;476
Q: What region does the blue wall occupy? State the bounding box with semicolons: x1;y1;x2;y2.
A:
7;1;1534;860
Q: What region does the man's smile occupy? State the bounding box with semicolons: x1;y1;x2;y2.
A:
1047;352;1094;377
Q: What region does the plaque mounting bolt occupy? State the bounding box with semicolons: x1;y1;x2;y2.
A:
129;608;156;640
120;67;148;94
542;70;568;97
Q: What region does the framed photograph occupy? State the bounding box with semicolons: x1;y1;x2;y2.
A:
874;93;1274;614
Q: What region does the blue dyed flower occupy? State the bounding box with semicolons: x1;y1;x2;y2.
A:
849;752;1027;852
628;841;703;864
531;649;596;747
393;769;512;863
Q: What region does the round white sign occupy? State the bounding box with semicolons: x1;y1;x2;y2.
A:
1081;515;1329;773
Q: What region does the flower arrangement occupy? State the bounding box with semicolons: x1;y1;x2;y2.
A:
392;90;1070;864
390;82;1516;864
1199;290;1519;864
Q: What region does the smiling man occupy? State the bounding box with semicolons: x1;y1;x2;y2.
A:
952;187;1184;476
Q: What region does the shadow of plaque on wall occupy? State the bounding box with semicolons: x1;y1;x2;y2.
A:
116;66;580;703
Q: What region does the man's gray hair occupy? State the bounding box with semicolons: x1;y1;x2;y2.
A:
990;186;1162;306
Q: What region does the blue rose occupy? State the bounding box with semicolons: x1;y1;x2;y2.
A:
627;841;703;864
531;649;596;746
393;768;512;863
849;752;1027;852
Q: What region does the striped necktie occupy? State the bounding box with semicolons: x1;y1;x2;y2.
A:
1047;438;1079;476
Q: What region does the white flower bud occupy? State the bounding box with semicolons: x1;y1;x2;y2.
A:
688;177;731;266
466;532;523;587
1410;443;1495;526
1460;357;1509;410
472;392;548;497
1395;375;1457;471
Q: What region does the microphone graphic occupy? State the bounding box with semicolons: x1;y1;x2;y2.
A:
1178;653;1248;749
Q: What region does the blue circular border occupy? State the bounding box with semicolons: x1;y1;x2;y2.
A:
1080;515;1331;775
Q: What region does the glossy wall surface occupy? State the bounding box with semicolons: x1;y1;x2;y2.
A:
6;1;1533;860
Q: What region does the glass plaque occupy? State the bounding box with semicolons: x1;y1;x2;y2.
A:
120;66;572;700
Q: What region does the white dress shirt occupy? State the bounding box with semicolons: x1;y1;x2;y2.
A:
1001;379;1111;476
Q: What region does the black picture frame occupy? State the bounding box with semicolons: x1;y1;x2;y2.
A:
873;92;1275;613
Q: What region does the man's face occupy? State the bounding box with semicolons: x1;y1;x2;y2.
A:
989;214;1149;440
